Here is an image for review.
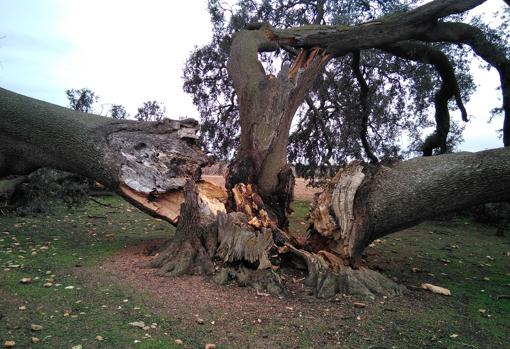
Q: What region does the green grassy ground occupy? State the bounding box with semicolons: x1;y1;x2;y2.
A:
0;197;509;348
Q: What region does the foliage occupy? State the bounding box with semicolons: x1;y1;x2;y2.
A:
109;104;129;119
65;88;99;113
135;100;167;122
7;168;90;215
183;0;507;180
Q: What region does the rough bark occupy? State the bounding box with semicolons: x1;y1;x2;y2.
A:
266;0;486;57
226;27;330;227
0;87;211;224
142;181;215;276
308;147;510;268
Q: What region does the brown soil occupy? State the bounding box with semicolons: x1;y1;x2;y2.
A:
202;175;320;202
76;239;432;349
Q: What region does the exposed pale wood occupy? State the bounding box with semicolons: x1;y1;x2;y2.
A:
120;179;226;224
308;148;510;267
216;212;274;267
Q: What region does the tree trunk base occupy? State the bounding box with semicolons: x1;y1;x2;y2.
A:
287;245;404;299
213;266;287;297
141;180;215;276
142;236;214;277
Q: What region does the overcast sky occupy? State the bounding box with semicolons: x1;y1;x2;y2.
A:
0;0;506;152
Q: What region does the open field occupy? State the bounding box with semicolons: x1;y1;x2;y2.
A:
0;195;509;348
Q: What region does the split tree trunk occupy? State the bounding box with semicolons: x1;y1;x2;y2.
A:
0;87;211;223
307;147;510;268
226;27;330;228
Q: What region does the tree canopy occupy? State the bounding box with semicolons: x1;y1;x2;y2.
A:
184;0;509;179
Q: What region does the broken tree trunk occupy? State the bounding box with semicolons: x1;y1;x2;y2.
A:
0;87;211;223
226;26;330;228
307;147;510;265
287;148;510;298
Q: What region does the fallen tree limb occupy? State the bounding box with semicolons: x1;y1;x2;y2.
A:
309;147;510;267
0;87;211;224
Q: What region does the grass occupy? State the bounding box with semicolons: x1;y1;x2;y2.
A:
0;197;509;348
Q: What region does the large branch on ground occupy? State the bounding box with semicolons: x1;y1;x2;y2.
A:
417;22;510;146
0;87;219;224
266;0;486;57
381;42;467;155
308;147;510;268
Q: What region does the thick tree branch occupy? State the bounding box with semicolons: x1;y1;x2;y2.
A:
267;0;486;57
418;22;510;146
309;147;510;267
351;51;379;163
381;42;467;155
0;87;211;224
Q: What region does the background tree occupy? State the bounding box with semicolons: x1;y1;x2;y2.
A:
65;88;99;113
109;104;128;119
135;101;167;122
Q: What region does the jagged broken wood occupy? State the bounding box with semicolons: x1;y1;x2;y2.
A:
0;87;224;224
307;148;510;268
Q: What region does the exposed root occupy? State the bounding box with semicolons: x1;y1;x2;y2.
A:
213;266;287;297
144;237;213;277
287;244;404;299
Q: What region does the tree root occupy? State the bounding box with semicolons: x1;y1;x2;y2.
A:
213;266;287;297
142;237;214;276
287;244;404;299
141;180;214;276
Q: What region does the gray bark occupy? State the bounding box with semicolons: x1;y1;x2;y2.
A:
0;87;208;223
309;147;510;266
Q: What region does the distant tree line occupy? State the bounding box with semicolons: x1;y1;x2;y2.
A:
65;88;167;122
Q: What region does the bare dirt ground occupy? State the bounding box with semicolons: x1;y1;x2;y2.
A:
86;240;429;348
203;175;320;202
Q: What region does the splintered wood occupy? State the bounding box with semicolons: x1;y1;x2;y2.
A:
120;180;227;225
232;183;275;229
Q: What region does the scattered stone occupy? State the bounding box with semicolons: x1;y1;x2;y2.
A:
420;283;451;296
95;335;104;341
71;345;82;349
196;318;205;324
175;339;183;345
19;277;32;284
3;341;15;348
205;344;216;349
30;324;43;331
486;255;495;261
31;337;39;343
353;302;366;308
450;334;459;338
43;283;53;288
411;267;421;273
483;277;490;281
479;309;487;316
18;306;26;310
64;286;75;290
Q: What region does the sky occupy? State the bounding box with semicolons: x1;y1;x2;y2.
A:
0;0;507;152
